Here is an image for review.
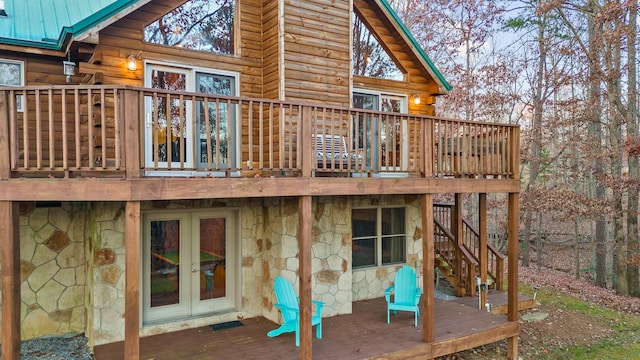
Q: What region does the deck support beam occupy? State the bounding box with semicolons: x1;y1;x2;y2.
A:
298;195;313;359
421;194;435;345
479;193;488;310
507;193;519;359
1;201;20;360
124;201;141;360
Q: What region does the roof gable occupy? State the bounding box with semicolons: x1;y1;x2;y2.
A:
357;0;452;94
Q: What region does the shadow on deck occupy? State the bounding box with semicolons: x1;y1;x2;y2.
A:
94;296;522;359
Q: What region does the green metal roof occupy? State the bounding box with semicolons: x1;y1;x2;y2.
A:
0;0;143;50
377;0;453;93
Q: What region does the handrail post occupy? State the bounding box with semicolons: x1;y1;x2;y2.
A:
300;106;313;178
423;118;433;177
0;90;10;179
122;88;141;178
510;127;520;179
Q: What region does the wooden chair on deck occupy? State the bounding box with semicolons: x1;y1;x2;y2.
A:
385;265;422;326
267;276;324;346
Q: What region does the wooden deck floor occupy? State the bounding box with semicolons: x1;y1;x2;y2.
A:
450;290;536;315
94;296;519;359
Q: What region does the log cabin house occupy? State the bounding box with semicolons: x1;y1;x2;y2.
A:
0;0;521;359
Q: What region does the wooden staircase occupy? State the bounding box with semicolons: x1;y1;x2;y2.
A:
433;204;505;297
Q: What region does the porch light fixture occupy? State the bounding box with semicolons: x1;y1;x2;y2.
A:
63;53;76;83
127;53;137;71
412;94;421;105
0;1;8;17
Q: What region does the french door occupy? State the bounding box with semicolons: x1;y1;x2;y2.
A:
142;210;237;323
145;65;194;168
144;63;238;170
352;91;408;171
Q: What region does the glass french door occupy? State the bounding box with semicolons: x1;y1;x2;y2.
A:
353;92;381;169
145;64;238;170
352;91;408;171
195;72;236;168
143;210;236;323
145;65;194;168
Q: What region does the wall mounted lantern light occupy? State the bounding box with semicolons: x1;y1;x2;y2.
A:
63;54;76;83
412;94;421;105
127;53;137;71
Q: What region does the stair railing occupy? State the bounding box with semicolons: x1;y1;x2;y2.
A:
461;218;504;290
433;217;478;296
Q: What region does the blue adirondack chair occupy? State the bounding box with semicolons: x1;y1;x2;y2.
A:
385;265;422;326
267;276;324;346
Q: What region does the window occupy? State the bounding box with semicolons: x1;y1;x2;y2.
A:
144;0;235;55
352;12;402;80
0;59;24;111
352;207;406;268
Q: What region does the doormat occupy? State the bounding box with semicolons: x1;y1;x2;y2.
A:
210;320;244;331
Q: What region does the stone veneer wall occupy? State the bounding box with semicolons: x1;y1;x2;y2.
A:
89;202;126;346
89;199;266;345
5;203;88;341
351;195;423;301
263;196;352;323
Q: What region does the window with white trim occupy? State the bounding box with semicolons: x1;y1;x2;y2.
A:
352;207;406;268
0;59;24;111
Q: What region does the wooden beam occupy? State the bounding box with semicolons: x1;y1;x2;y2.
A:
421;194;435;344
0;178;522;202
479;193;488;310
0;201;20;360
298;195;312;358
124;201;141;360
507;192;519;359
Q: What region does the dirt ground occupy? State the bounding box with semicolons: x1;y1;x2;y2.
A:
447;303;615;359
439;265;640;360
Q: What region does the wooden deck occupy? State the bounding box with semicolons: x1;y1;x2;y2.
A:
94;297;519;359
450;290;536;315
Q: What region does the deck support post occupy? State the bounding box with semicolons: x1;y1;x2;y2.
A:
124;201;141;360
507;192;519;359
298;195;313;359
1;201;20;360
479;193;488;310
421;194;435;345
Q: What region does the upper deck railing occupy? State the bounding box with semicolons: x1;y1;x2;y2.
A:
0;86;520;180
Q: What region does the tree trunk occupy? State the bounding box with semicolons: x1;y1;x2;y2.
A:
585;2;607;288
522;15;548;268
606;15;627;296
626;2;639;297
